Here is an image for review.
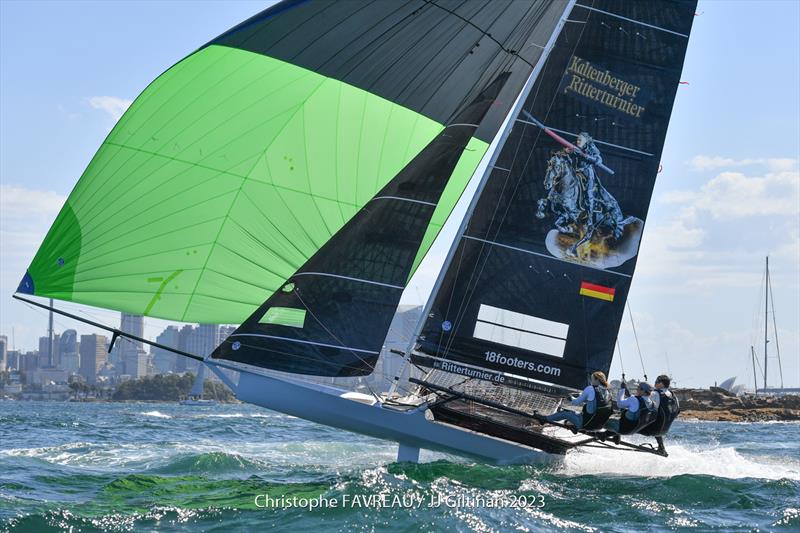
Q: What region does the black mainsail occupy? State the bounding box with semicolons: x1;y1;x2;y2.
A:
414;0;697;392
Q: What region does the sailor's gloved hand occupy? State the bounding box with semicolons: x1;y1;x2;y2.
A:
620;381;627;390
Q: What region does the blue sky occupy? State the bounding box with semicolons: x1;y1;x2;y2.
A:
1;1;798;388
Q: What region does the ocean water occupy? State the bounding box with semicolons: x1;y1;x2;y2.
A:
1;401;797;532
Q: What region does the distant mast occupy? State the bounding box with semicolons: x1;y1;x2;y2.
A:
764;256;769;392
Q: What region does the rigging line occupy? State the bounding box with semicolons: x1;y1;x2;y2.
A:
750;266;767;352
752;346;764;376
414;0;579;370
768;272;784;388
440;9;588;358
626;301;647;381
13;295;205;363
424;0;535;69
444;2;588;342
214;340;381;380
616;338;626;375
229;334;377;355
290;288;384;400
403;0;543;120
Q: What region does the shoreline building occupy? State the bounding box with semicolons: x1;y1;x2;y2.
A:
153;325;180;374
59;329;79;373
117;314;147;378
79;334;108;384
38;334;60;369
0;334;7;372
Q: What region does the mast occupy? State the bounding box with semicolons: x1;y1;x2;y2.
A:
403;0;577;356
750;345;758;396
764;256;768;391
387;0;577;397
768;264;784;388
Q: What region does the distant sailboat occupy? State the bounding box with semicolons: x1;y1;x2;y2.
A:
752;257;796;394
180;365;216;406
15;0;697;462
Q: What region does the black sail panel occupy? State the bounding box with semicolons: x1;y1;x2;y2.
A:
209;0;570;143
212;75;510;376
417;0;697;389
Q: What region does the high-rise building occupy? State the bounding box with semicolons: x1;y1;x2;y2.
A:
116;314;147;378
197;324;220;357
153;325;180;374
38;334;60;368
0;334;7;372
20;351;39;374
79;334;108;384
59;329;79;373
6;349;20;371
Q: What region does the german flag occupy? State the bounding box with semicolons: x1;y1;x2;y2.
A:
580;281;615;302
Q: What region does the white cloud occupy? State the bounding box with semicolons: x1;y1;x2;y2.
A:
0;185;65;270
635;159;799;293
87;95;132;122
661;170;800;219
688;155;797;172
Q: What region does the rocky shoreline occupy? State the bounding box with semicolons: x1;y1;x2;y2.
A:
674;388;800;422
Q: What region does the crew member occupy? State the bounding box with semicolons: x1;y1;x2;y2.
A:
605;381;655;435
643;374;681;453
538;371;612;432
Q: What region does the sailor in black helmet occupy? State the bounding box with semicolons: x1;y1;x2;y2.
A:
605;381;656;436
640;374;681;454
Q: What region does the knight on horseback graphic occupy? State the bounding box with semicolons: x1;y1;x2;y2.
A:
527;110;643;269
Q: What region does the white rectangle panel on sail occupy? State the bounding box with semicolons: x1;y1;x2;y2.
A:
476;304;569;339
473;304;568;357
473;321;567;357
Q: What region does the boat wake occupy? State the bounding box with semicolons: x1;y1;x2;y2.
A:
139;410;172;419
559;441;800;480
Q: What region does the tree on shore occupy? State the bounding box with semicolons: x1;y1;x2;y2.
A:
111;373;235;402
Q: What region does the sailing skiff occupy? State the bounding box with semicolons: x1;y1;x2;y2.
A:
16;0;696;463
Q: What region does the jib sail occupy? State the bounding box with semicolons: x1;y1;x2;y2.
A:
414;0;697;391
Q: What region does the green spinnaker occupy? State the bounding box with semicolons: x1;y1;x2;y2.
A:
24;45;488;323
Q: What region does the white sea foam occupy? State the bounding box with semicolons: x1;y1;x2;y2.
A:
559;441;800;480
2;441;169;469
140;410;172;419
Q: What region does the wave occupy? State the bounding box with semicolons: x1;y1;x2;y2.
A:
139;410;172;419
2;442;171;470
153;451;268;475
559;441;800;480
